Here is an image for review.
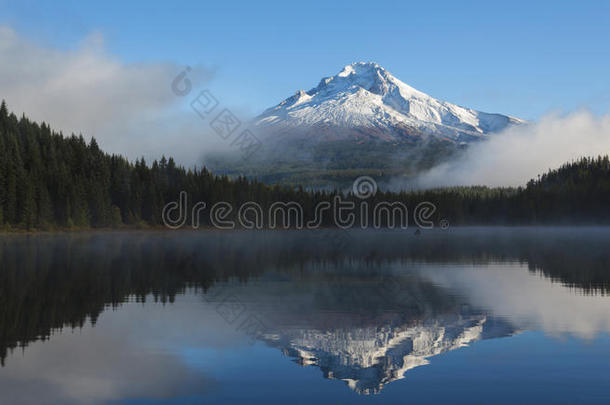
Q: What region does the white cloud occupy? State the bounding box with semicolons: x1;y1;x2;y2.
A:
417;111;610;187
418;263;610;340
0;26;220;166
0;294;241;404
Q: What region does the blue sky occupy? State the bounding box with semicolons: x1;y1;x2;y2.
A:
2;0;610;121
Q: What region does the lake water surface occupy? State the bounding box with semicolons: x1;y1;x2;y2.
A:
1;228;610;404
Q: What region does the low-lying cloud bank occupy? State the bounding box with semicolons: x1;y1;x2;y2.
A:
3;25;610;183
416;111;610;188
0;26;217;165
418;263;610;340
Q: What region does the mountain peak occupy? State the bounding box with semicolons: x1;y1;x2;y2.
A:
311;62;397;98
337;62;385;77
255;63;524;143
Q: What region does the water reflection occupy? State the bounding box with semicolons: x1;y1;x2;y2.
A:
259;307;514;394
1;228;610;402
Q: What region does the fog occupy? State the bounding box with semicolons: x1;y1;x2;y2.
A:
0;295;223;405
417;263;610;340
3;25;610;186
416;111;610;187
0;26;227;166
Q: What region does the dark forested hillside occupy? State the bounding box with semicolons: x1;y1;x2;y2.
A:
0;100;297;229
1;100;610;229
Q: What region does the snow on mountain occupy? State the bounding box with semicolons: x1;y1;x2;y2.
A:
254;62;525;143
262;314;515;395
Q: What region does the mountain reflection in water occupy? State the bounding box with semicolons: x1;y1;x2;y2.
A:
1;228;610;403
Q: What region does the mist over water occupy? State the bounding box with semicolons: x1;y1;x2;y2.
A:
1;228;610;403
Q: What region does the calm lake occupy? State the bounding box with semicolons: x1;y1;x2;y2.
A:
1;228;610;404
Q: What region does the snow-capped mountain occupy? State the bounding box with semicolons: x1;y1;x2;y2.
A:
208;62;526;188
262;315;515;395
254;62;524;143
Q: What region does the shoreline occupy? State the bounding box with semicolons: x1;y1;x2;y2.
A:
3;224;610;235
